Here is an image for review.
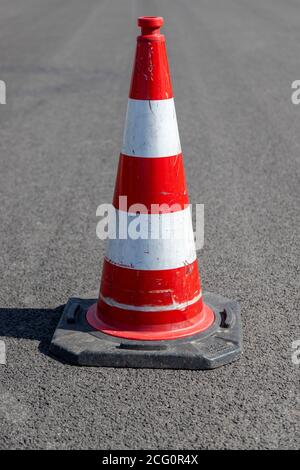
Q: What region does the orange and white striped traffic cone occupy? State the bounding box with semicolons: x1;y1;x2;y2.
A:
50;17;242;368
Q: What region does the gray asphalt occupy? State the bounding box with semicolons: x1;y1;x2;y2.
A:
0;0;299;450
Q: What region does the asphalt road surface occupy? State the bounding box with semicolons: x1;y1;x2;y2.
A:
0;0;299;450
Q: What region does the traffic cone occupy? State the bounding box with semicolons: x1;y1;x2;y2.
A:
50;17;242;368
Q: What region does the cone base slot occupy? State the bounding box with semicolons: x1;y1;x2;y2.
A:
50;292;242;369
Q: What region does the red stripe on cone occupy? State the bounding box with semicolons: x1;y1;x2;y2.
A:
100;259;201;307
86;259;216;341
129;18;173;100
87;300;214;341
113;154;188;213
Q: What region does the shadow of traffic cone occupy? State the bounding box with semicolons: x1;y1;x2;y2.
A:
50;17;242;369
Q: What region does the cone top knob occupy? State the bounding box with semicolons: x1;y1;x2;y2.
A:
138;16;164;36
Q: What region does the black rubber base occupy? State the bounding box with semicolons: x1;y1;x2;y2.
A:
49;292;242;369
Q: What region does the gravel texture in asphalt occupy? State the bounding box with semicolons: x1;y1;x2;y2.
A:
0;0;299;449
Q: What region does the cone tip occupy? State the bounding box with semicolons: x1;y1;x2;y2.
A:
138;16;164;35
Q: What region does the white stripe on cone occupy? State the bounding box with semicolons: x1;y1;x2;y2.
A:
122;98;181;158
105;207;196;270
99;291;202;312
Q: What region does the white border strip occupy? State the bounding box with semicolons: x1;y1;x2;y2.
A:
100;291;202;312
122;98;181;158
105;207;196;270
